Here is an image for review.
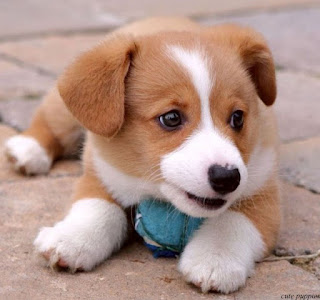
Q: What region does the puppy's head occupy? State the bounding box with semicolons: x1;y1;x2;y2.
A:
58;25;276;217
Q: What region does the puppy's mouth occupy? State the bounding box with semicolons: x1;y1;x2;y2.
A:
186;192;227;210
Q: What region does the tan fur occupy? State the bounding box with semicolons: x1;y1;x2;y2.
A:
9;17;280;262
22;87;82;162
204;24;277;106
41;87;83;156
71;168;117;205
23;108;63;160
232;179;281;255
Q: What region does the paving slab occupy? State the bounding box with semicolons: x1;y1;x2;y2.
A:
96;0;320;19
1;1;318;39
280;137;320;193
201;7;320;74
277;182;320;254
0;0;125;40
236;261;320;298
0;34;107;75
275;71;320;142
2;7;320;77
1;175;320;299
0;98;41;131
0;60;54;100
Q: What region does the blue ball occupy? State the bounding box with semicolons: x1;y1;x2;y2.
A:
135;199;204;258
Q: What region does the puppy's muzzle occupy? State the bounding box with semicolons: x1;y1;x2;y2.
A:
208;164;240;195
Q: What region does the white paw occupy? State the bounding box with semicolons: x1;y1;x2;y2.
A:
178;211;265;294
5;135;52;175
179;250;250;294
34;198;127;271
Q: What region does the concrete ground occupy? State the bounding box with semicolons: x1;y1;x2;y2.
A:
0;1;320;299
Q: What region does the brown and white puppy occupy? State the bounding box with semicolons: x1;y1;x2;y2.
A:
4;17;280;294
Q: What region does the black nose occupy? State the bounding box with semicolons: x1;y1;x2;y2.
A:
208;164;240;195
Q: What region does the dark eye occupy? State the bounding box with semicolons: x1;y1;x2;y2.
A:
158;110;183;131
230;110;244;131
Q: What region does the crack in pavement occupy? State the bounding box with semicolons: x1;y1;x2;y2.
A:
276;64;320;79
0;25;120;43
0;52;56;78
282;135;320;145
0;172;81;186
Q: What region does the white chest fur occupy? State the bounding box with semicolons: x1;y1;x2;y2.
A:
92;149;163;207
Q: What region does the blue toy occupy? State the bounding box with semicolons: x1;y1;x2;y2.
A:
135;198;204;258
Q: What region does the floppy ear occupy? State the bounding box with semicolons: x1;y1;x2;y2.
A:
58;35;136;137
206;24;276;106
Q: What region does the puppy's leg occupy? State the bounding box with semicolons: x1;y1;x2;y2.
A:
33;168;127;271
5;87;83;175
179;182;280;294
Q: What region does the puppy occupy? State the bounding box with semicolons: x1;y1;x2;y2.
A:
5;17;280;294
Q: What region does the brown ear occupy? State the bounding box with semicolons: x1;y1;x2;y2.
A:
58;35;136;137
206;24;276;106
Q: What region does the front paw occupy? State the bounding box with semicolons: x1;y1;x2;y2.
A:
34;198;127;272
179;249;251;294
34;225;98;272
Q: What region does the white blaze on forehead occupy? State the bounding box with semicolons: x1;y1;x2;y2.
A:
167;45;214;123
161;45;249;217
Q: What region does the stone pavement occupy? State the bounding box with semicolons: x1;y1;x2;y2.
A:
1;1;320;299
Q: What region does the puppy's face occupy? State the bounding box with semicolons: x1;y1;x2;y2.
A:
59;26;276;217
